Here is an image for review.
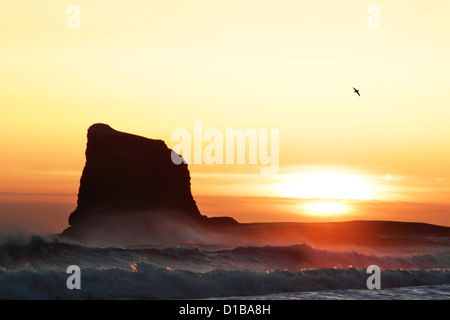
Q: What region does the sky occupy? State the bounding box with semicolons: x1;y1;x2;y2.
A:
1;0;450;233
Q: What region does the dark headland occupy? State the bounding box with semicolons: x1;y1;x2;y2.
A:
61;123;238;246
60;124;450;253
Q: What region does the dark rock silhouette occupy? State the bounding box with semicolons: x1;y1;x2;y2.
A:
61;123;238;245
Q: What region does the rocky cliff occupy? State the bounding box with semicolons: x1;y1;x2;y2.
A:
61;124;238;245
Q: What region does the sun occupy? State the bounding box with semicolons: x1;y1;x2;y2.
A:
276;171;376;201
303;201;349;216
273;168;380;217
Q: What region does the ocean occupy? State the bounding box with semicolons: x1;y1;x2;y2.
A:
0;234;449;300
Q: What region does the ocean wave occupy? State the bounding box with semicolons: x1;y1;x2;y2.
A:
1;263;449;299
221;284;450;300
1;235;449;273
1;235;449;299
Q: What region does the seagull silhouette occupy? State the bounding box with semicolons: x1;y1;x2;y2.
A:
353;87;360;96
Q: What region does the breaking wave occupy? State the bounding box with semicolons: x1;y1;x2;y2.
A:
0;235;449;299
1;263;449;299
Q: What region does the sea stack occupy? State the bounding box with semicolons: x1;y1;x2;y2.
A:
61;124;237;245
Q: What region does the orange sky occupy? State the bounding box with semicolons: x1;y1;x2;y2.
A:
1;1;450;232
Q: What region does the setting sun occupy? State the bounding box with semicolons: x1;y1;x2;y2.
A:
276;171;377;201
303;201;349;216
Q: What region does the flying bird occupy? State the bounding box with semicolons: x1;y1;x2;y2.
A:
353;87;360;96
